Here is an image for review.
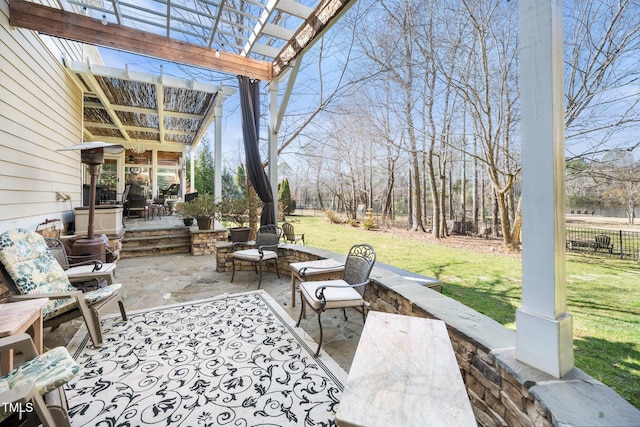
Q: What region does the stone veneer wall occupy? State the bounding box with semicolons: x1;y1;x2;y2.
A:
212;242;639;427
191;229;228;256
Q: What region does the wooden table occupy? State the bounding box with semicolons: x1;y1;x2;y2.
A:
289;259;344;307
335;312;476;427
0;298;49;374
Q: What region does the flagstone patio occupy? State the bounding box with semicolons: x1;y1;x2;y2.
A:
44;217;363;371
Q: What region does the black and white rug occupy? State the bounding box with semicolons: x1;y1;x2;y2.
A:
66;290;347;426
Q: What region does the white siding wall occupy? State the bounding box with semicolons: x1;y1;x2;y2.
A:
0;0;88;232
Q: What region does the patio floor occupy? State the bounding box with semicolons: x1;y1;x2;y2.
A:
44;215;363;371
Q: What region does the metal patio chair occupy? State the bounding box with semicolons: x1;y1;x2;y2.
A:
231;225;282;288
296;243;376;357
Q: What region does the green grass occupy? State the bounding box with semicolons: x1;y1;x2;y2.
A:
290;216;640;409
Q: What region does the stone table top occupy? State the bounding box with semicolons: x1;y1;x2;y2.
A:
335;311;475;427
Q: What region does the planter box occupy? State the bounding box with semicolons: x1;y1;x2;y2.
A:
74;205;124;237
229;227;251;243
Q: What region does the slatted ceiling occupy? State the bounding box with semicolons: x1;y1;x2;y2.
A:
163;88;212;115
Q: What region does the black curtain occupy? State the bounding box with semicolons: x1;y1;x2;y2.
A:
237;76;276;226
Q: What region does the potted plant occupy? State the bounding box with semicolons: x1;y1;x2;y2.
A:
217;196;251;242
179;194;216;230
174;202;194;226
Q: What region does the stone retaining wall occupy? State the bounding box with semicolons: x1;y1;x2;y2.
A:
213;243;639;427
191;229;228;256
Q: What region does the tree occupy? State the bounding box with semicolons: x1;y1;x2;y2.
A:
564;0;640;160
278;178;296;215
597;151;640;224
193;137;215;195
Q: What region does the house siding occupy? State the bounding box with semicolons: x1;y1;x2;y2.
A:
0;0;87;232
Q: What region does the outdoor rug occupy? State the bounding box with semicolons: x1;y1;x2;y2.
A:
65;290;347;426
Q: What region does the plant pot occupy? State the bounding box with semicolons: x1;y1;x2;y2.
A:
183;217;194;226
196;217;212;230
229;227;251;243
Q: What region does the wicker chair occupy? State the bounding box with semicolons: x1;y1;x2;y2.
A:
44;237;117;287
231;225;282;288
296;243;376;357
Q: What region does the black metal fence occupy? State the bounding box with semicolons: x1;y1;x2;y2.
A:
566;227;640;261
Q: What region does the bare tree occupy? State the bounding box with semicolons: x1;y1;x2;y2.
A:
437;0;520;247
564;0;640;160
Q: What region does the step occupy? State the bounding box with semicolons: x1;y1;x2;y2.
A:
120;227;193;258
120;243;191;258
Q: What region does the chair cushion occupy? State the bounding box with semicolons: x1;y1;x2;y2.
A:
0;346;79;421
300;279;364;310
0;347;79;395
233;249;278;262
0;229;122;321
0;229;77;318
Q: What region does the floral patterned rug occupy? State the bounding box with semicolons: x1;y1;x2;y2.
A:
65;290;347;426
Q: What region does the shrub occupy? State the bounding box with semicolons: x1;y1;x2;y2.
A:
325;210;343;224
348;219;358;227
362;217;375;230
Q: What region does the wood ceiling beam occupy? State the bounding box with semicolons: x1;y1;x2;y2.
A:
273;0;356;78
9;0;273;81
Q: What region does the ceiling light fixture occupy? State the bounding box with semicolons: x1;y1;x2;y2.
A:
129;139;145;154
215;49;220;58
101;14;108;25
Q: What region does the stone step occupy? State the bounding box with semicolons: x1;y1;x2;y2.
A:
121;227;192;258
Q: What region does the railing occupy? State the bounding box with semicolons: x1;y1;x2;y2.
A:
566;227;639;260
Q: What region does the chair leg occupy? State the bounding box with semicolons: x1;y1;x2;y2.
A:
342;307;348;321
231;257;236;282
296;294;305;327
257;260;263;289
117;296;128;321
274;258;280;279
315;310;324;357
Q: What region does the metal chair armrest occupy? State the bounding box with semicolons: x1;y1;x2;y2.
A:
299;263;345;280
315;280;369;300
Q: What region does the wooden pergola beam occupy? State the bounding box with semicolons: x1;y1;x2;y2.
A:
272;0;356;77
9;0;272;81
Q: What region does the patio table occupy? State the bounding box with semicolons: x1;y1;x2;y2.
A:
289;259;344;307
0;298;49;374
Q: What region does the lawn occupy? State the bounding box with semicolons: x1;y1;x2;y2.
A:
290;215;640;409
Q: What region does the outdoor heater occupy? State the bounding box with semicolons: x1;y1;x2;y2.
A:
58;141;124;261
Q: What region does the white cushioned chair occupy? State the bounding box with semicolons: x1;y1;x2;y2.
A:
231;225;282;288
296;243;376;357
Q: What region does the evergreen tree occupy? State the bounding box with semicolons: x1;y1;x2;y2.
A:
236;164;248;197
194;137;215;195
222;169;242;200
278;178;296;214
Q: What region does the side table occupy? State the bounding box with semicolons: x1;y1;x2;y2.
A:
0;298;49;374
289;259;344;307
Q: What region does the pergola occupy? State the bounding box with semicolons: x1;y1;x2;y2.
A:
9;0;572;378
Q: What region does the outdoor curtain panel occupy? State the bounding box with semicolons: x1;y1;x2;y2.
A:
237;76;276;226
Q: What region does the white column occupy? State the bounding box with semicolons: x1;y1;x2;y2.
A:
189;146;195;193
214;90;223;229
268;80;279;223
517;0;574;377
